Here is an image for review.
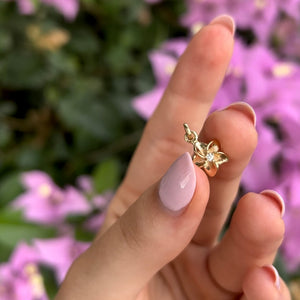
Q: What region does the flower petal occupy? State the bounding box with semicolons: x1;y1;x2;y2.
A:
207;140;220;153
204;161;218;177
214;152;229;166
192;154;206;167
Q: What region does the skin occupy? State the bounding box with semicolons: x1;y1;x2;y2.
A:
56;19;291;300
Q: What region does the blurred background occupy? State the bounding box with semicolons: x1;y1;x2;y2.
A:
0;0;300;298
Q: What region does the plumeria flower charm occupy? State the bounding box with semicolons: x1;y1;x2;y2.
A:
183;123;228;177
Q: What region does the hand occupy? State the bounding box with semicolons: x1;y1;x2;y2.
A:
56;16;291;300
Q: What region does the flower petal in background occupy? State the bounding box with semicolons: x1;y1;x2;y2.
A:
84;191;114;232
34;236;90;283
132;40;187;119
17;0;35;14
242;122;281;192
12;171;91;225
41;0;79;20
132;87;165;119
276;166;300;271
0;243;48;300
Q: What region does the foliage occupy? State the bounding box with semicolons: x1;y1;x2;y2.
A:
0;0;186;297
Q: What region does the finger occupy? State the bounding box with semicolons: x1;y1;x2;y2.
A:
56;153;210;299
208;190;285;294
105;16;235;227
241;265;291;300
192;102;257;246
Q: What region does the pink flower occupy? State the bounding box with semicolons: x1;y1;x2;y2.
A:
76;175;94;194
181;0;278;43
145;0;161;3
41;0;79;20
0;243;48;300
17;0;35;14
211;39;247;112
34;236;90;283
276;166;300;271
133;39;188;119
13;171;91;225
242;122;281;192
7;0;79;20
84;191;114;232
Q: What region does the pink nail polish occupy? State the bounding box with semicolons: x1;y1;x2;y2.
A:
263;265;281;290
261;190;285;218
159;152;196;212
225;102;256;127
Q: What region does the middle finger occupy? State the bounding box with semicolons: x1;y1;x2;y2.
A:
192;102;257;246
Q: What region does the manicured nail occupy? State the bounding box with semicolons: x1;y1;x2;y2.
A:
263;265;281;290
225;102;256;127
210;14;235;35
261;190;285;218
159;152;196;212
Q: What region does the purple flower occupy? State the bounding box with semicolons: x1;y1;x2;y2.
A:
278;0;300;20
133;39;188;119
181;0;279;43
145;0;162;3
13;171;91;225
76;175;94;194
275;17;300;59
34;236;90;283
212;39;247;112
84;191;114;232
242;122;281;192
0;243;48;300
41;0;79;20
264;78;300;164
133;88;165;119
243;45;278;105
6;0;79;20
234;43;299;112
276;166;300;271
17;0;35;14
181;0;226;31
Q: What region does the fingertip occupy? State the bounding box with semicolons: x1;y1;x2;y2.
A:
200;108;258;180
209;14;236;36
243;266;282;300
233;192;285;247
193;23;234;69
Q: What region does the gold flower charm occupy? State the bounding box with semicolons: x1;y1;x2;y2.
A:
183;123;228;177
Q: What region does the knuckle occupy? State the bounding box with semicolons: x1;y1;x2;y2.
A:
118;207;146;252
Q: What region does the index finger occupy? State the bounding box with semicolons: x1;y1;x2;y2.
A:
106;16;235;226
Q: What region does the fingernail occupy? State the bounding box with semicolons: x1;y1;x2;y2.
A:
261;190;285;218
263;265;281;290
210;14;235;35
225;102;256;127
159;152;196;212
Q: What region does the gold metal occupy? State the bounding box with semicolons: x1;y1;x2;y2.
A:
183;123;228;177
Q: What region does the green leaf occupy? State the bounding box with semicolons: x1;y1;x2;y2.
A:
0;124;12;147
0;241;13;263
92;158;119;194
0;172;23;208
275;251;291;281
40;265;59;299
74;227;94;242
0;209;57;249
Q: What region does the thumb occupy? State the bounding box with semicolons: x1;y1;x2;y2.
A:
56;153;210;300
